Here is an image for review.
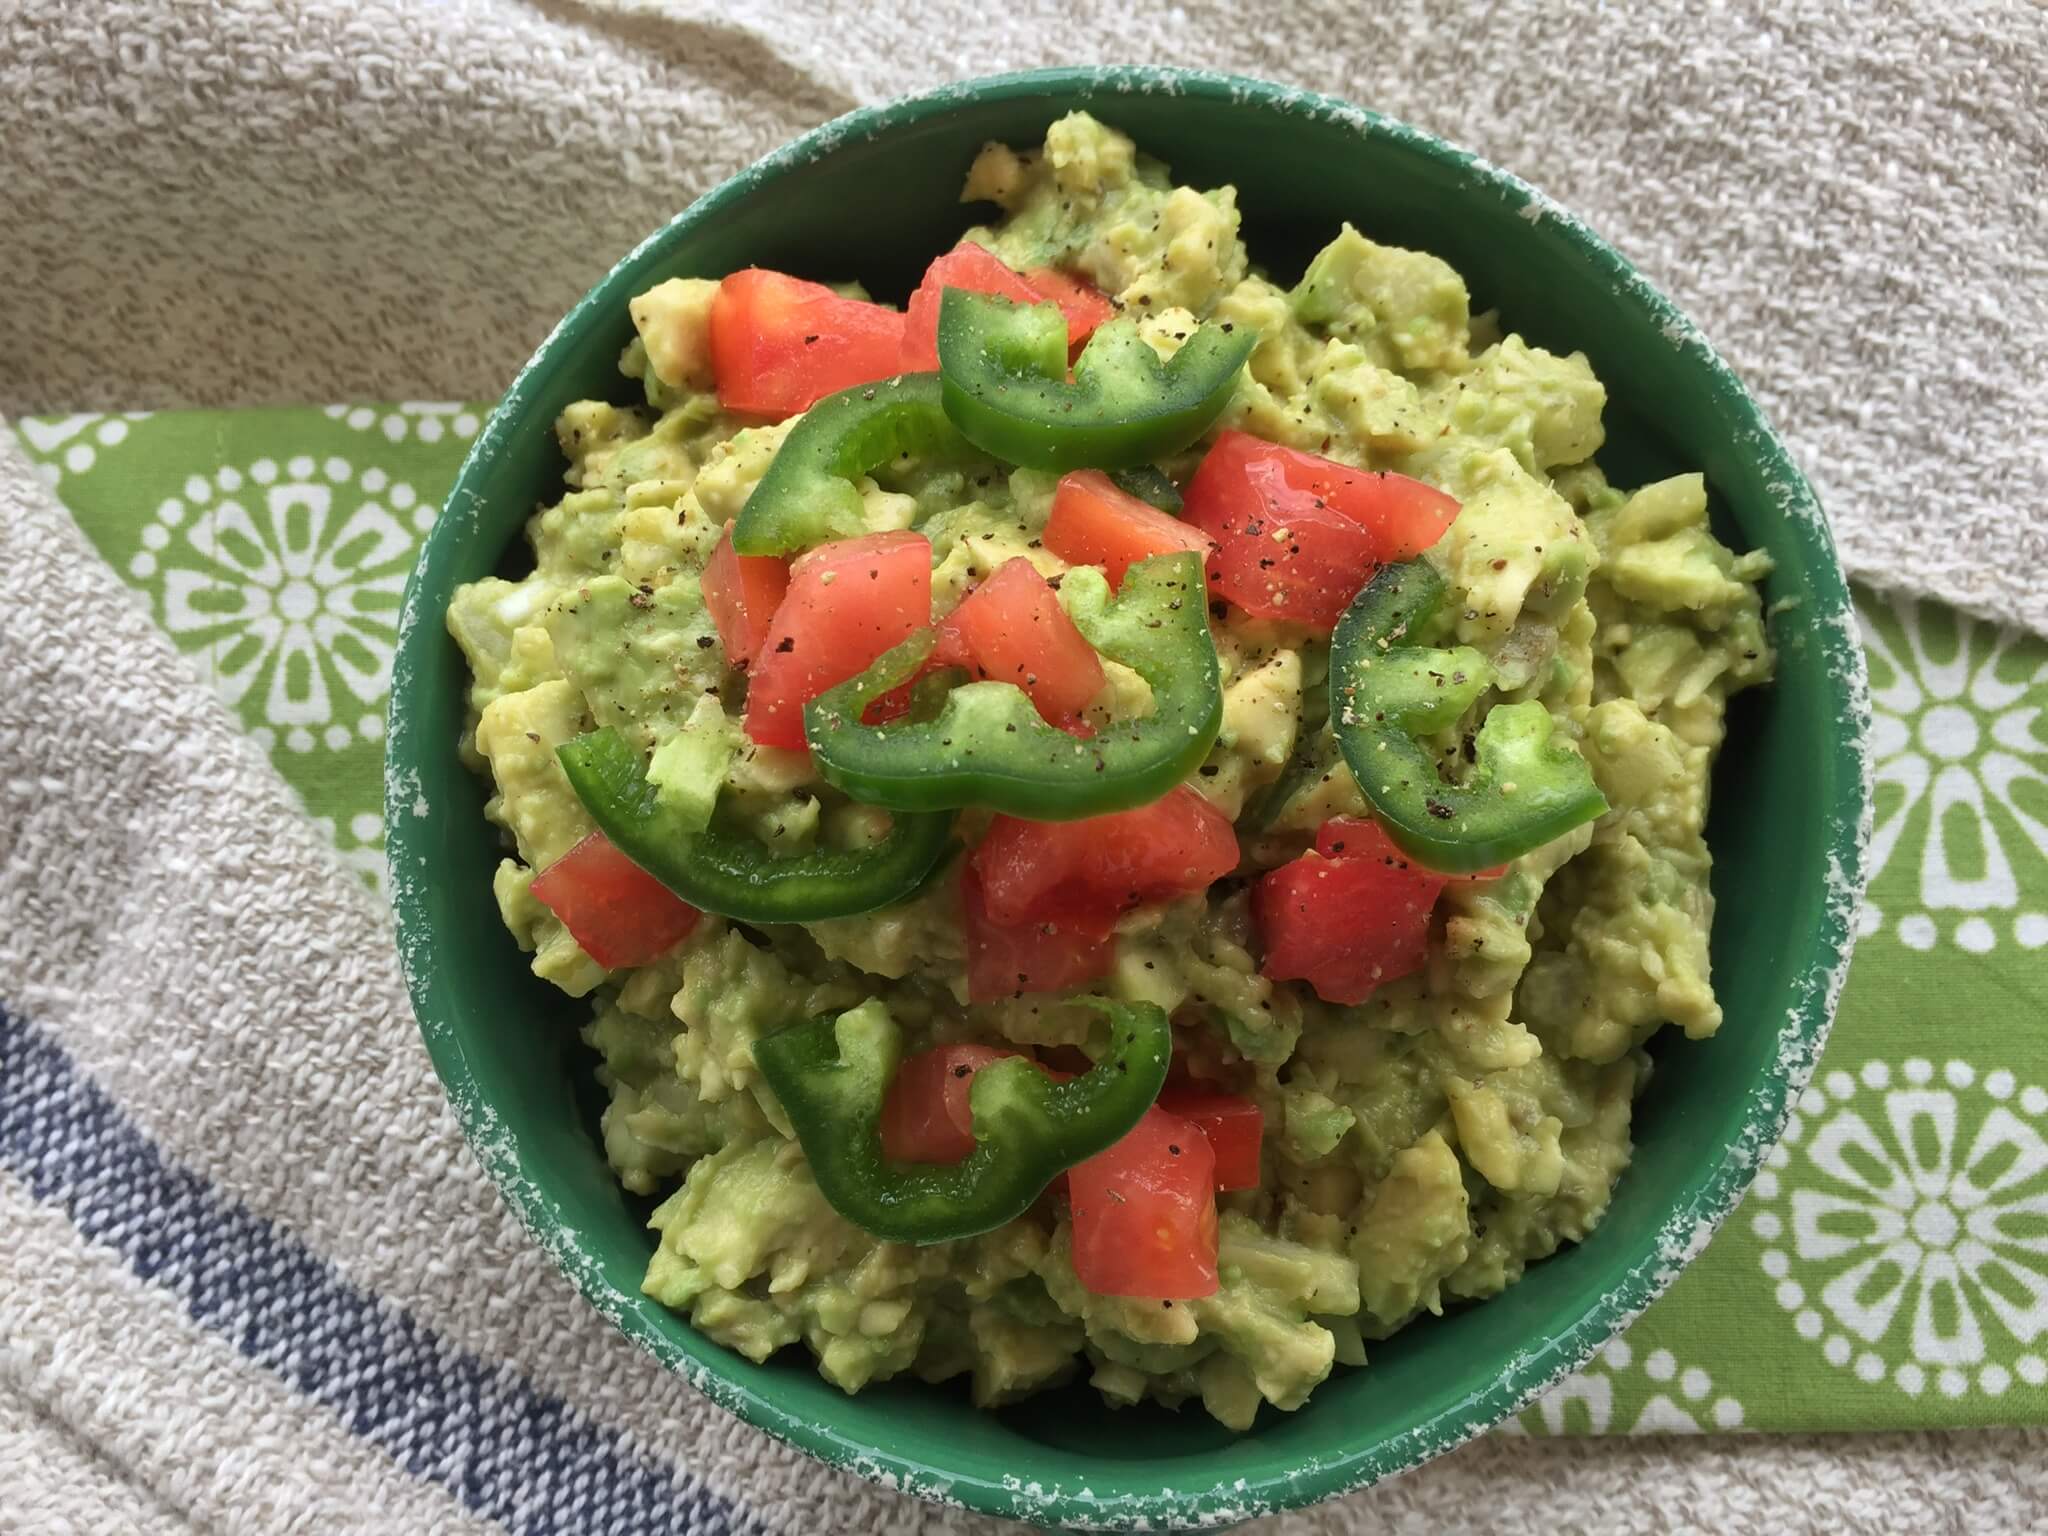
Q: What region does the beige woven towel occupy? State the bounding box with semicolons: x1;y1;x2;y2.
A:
4;0;2043;631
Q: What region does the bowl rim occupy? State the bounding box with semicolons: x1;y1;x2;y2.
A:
387;62;1872;1530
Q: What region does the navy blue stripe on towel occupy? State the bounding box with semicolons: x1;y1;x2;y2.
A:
0;1003;757;1536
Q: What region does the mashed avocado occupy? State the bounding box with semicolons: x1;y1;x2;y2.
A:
448;113;1773;1429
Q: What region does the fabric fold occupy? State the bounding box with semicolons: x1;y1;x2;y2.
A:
3;0;2042;630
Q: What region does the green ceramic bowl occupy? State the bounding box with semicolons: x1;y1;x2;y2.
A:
387;66;1870;1531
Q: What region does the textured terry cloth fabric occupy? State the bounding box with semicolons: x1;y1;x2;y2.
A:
3;418;2047;1536
1;0;2044;633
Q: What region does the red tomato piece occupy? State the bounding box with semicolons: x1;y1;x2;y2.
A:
900;244;1047;371
930;557;1106;727
1158;1087;1264;1191
860;681;916;726
879;1043;1023;1164
1313;815;1417;864
709;268;908;419
926;627;970;669
700;522;790;668
1069;1106;1220;1299
972;786;1239;932
1023;266;1117;350
745;531;932;750
900;246;1117;371
528;830;701;970
1182;431;1461;629
1254;818;1451;1005
1043;470;1218;590
1314;815;1507;880
961;866;1116;1004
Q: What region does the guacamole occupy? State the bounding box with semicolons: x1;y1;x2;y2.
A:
447;112;1773;1428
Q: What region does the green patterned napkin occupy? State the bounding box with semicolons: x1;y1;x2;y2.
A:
21;405;2048;1437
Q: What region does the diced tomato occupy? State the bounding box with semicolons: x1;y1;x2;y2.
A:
1254;817;1450;1004
1043;470;1217;589
1158;1087;1264;1191
879;1043;1023;1164
1023;266;1117;350
700;522;790;668
962;866;1116;1004
930;557;1105;727
745;531;932;750
1182;431;1461;629
900;244;1047;371
528;831;701;970
709;268;907;419
1314;815;1507;880
1069;1106;1220;1299
1314;815;1392;862
900;245;1118;371
972;786;1239;933
860;682;916;726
